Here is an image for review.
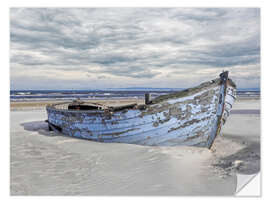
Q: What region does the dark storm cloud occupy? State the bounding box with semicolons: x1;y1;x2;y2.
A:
10;8;260;89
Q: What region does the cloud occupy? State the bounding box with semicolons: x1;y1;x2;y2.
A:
10;8;260;89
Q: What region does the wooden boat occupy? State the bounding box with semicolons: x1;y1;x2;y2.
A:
46;71;236;149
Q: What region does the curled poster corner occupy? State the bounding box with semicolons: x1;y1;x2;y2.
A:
235;172;261;196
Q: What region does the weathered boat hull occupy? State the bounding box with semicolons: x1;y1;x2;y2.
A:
46;72;236;148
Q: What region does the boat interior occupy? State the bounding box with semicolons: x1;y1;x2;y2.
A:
67;102;141;111
48;98;147;112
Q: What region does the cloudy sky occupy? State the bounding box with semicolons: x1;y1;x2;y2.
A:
10;8;260;90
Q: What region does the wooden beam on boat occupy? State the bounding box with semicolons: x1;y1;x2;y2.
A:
145;93;151;105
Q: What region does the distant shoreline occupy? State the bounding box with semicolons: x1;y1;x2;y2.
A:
10;98;144;111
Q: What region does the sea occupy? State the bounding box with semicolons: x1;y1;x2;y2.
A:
10;87;260;102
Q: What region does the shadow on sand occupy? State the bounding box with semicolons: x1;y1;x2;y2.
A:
20;121;59;137
20;121;100;144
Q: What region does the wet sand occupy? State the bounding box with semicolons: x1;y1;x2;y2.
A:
10;98;260;195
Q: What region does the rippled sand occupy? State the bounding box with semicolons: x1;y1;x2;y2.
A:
10;99;260;195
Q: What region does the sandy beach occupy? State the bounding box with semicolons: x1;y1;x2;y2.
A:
10;97;260;195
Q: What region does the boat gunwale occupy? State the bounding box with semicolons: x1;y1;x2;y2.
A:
46;77;235;115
